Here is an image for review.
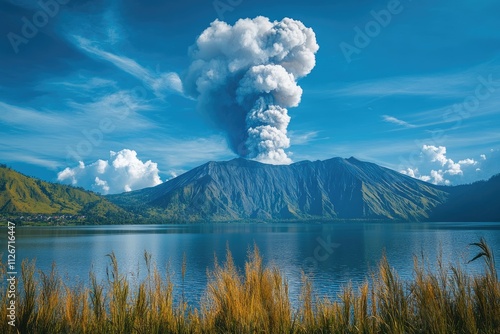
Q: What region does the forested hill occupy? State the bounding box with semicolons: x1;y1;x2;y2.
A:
429;174;500;222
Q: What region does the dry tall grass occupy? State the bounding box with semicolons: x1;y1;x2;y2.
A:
1;239;499;333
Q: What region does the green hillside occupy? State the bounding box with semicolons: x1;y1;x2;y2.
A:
0;165;134;223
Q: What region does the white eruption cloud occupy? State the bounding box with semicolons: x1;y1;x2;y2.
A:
183;16;319;164
57;149;162;194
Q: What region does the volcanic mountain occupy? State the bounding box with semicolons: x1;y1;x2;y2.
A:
109;157;449;222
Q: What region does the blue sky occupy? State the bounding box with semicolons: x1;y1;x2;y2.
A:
1;0;499;194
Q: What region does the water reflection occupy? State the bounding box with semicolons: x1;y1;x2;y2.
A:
4;222;500;307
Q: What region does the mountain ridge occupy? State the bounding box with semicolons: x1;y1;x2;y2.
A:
109;157;449;222
2;158;498;224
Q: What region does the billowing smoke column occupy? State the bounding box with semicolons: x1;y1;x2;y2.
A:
183;16;319;164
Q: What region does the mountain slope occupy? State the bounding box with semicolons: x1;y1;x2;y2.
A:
110;157;449;222
429;174;500;222
0;165;132;222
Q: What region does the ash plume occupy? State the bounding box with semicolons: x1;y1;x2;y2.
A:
183;16;319;164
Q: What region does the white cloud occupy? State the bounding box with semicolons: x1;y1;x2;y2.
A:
400;167;419;178
94;177;110;193
0;101;68;130
289;131;321;145
476;149;500;179
422;145;449;166
446;161;462;175
0;151;61;169
400;167;433;183
430;170;450;185
401;145;497;185
422;145;465;177
419;175;431;182
382;115;416;128
166;169;186;179
458;158;477;165
72;36;183;96
44;76;117;92
319;63;500;132
75;36;149;76
328;63;500;99
151;72;183;97
132;135;233;168
0;86;160;171
57;149;162;194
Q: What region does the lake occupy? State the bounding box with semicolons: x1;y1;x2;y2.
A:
5;222;500;307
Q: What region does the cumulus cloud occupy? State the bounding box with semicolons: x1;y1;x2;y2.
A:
422;145;464;178
400;167;434;183
400;167;419;178
183;16;319;164
430;170;449;185
458;158;477;165
419;175;431;182
400;145;495;185
422;145;449;167
57;149;162;194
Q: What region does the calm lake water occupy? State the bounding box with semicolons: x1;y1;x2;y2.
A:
4;222;500;307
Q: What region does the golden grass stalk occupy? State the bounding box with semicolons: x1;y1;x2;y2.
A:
0;239;498;333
